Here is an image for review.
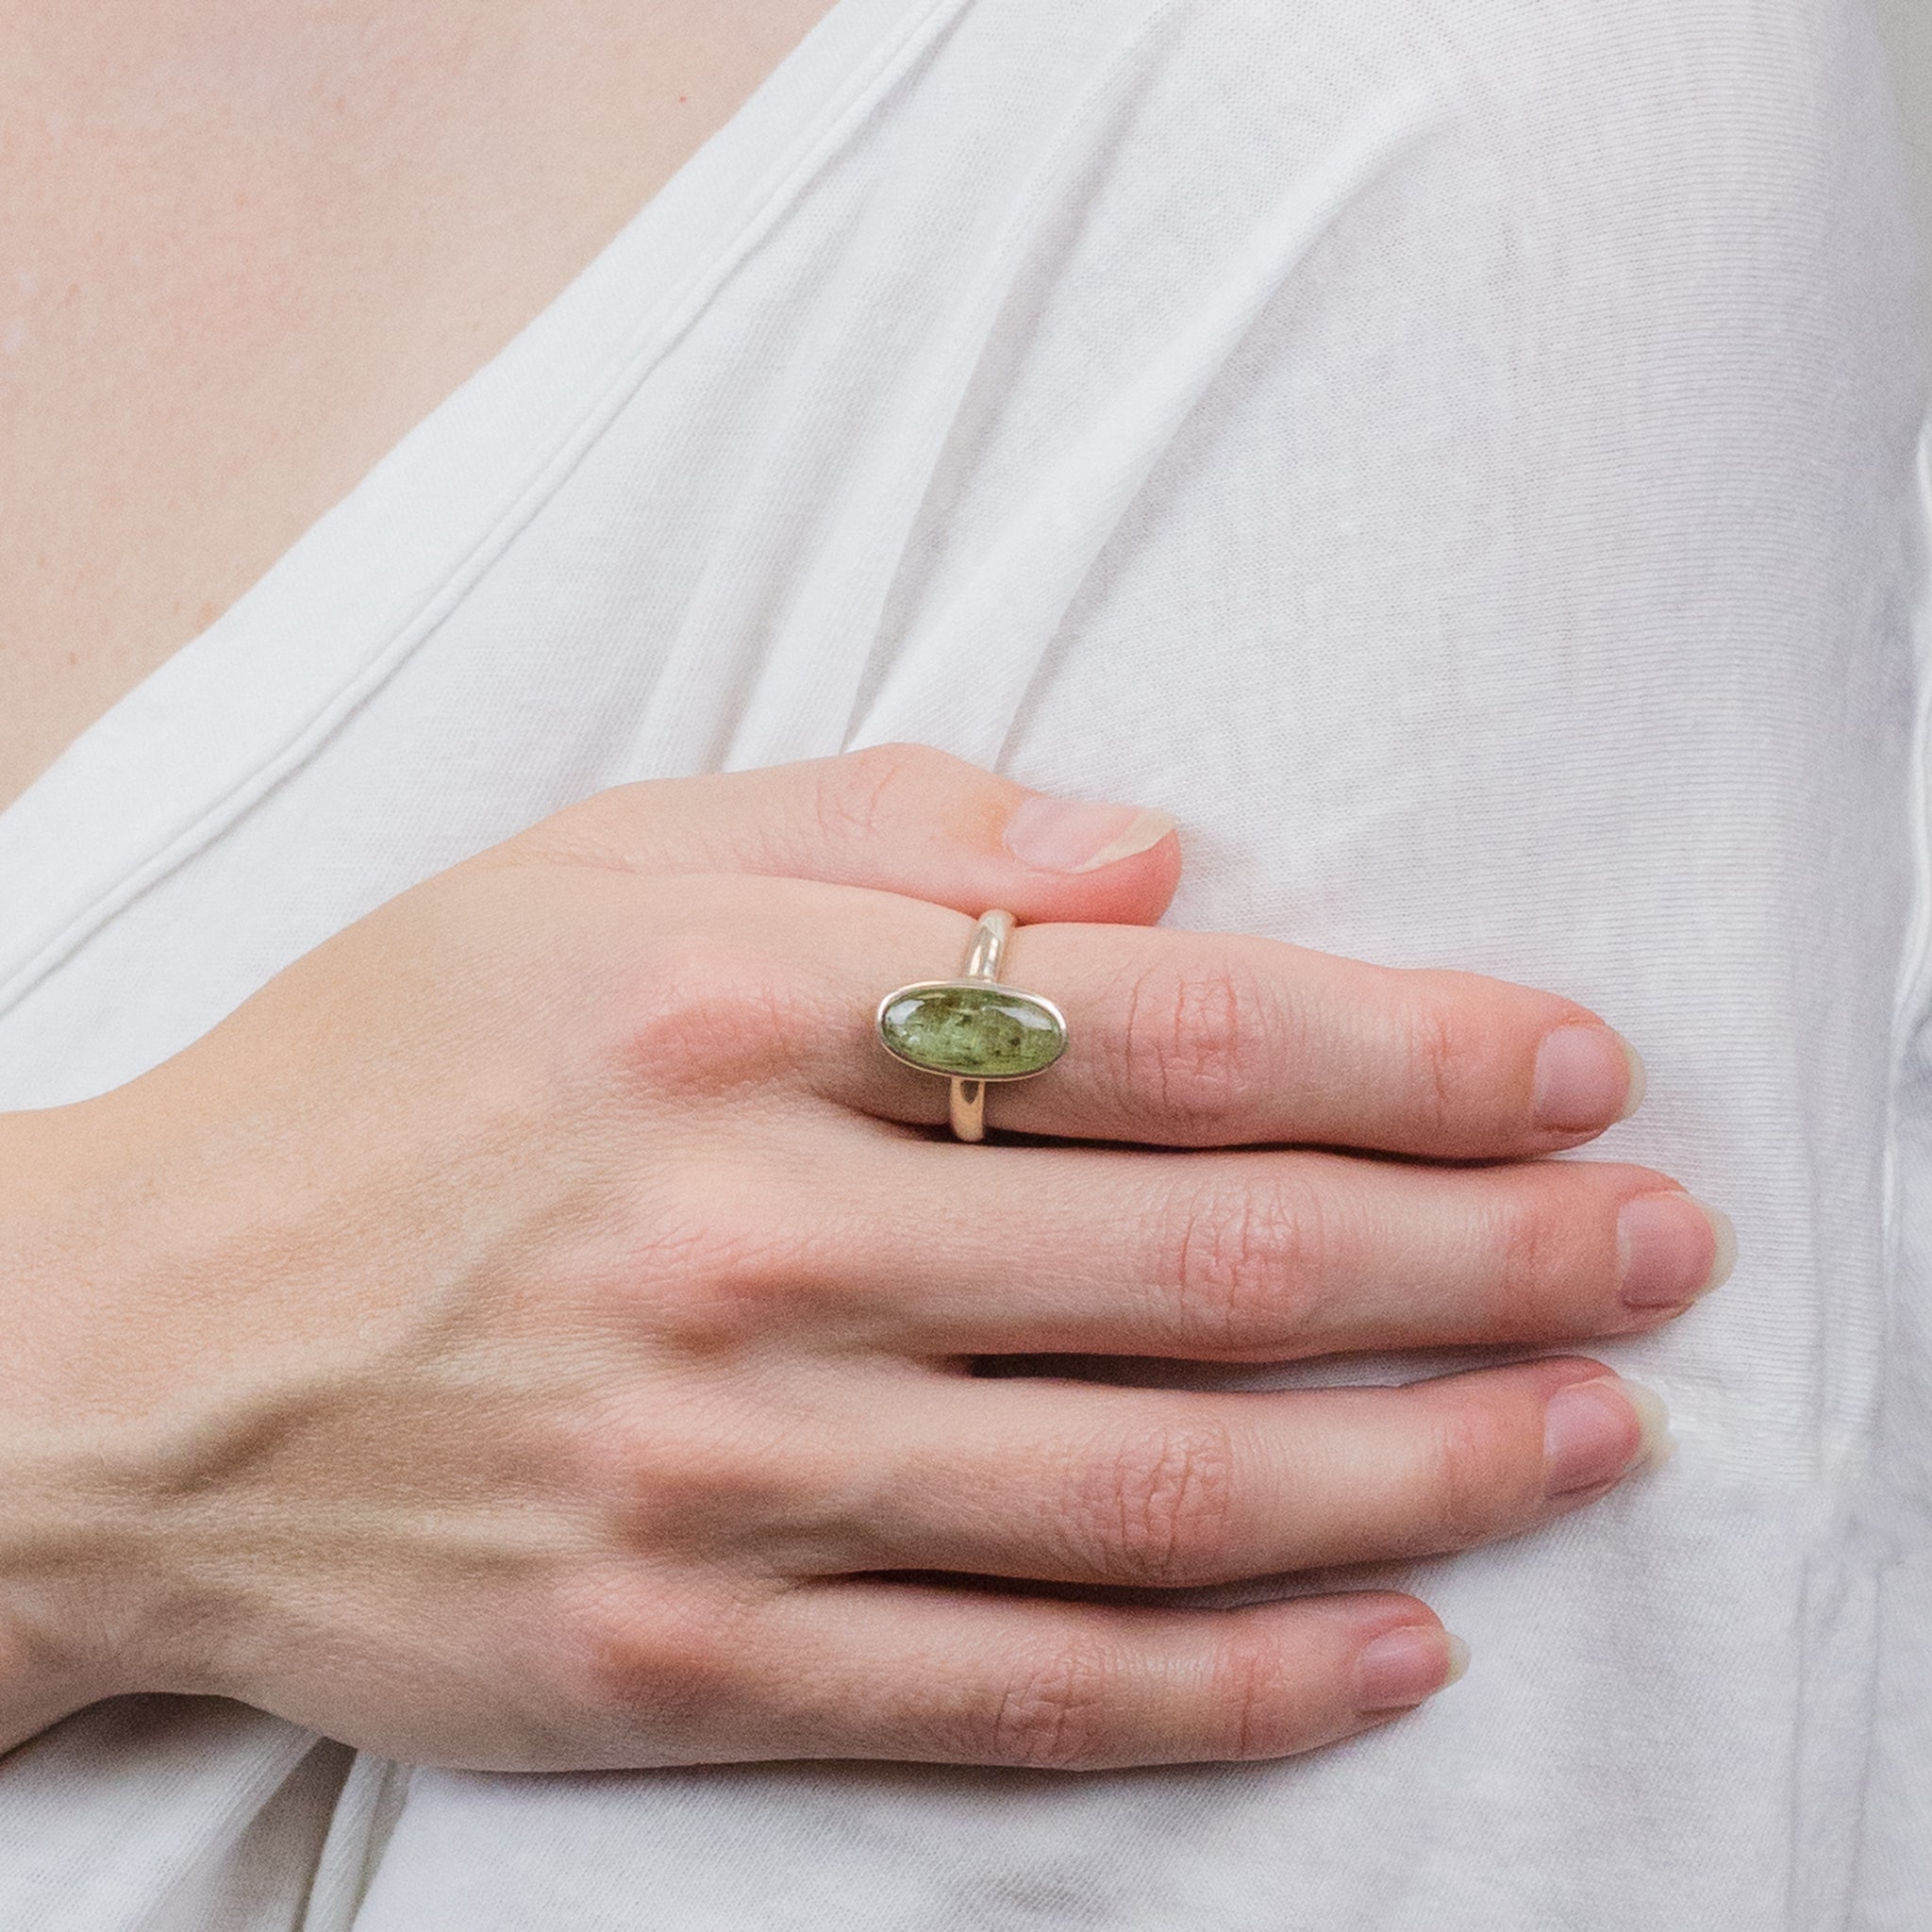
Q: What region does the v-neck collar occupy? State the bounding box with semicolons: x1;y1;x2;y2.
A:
0;0;961;1021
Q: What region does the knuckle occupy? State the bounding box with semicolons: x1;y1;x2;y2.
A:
1416;1397;1517;1551
551;1407;716;1527
1210;1632;1301;1760
557;1395;814;1557
1160;1174;1337;1354
1403;996;1469;1138
1076;1422;1240;1586
614;928;801;1094
1120;951;1281;1136
627;1169;827;1351
813;743;965;849
555;1570;749;1733
1398;989;1483;1136
980;1641;1117;1769
1482;1185;1570;1316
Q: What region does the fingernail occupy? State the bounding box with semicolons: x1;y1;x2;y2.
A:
1355;1625;1469;1710
1533;1025;1644;1132
1004;796;1176;874
1620;1193;1736;1308
1543;1375;1674;1496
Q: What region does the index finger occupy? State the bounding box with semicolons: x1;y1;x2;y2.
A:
816;909;1642;1159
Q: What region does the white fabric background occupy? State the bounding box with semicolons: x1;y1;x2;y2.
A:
1874;0;1932;341
0;0;1924;1924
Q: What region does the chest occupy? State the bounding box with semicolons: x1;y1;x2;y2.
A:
0;0;829;811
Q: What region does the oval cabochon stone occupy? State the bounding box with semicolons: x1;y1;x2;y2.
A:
878;983;1067;1079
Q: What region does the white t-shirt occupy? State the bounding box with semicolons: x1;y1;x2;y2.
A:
1;0;1925;1924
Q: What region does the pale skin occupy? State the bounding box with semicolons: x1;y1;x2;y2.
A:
0;7;1733;1774
0;0;838;808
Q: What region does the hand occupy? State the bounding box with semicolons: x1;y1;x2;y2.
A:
0;746;1727;1772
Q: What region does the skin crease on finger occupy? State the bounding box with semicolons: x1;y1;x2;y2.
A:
0;747;1724;1771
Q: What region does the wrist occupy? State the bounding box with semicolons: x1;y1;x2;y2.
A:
0;1099;151;1745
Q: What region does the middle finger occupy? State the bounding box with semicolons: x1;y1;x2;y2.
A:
726;1136;1731;1360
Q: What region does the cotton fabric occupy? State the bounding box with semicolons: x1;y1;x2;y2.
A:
0;0;1925;1924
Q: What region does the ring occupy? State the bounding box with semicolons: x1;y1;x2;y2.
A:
875;909;1069;1141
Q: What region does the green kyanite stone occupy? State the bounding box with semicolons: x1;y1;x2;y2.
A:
878;983;1067;1080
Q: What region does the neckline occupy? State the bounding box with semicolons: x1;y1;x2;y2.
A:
0;0;959;1022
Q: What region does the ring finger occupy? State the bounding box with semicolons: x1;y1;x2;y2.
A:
795;896;1643;1158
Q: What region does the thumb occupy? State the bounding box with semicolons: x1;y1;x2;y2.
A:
505;743;1180;926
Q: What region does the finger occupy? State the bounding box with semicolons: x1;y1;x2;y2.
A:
776;1141;1731;1359
806;900;1644;1157
733;1584;1462;1768
814;1358;1667;1590
504;743;1181;926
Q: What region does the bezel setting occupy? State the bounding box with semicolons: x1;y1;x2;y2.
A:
874;978;1070;1082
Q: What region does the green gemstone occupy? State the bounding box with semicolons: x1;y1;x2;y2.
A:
878;983;1068;1080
